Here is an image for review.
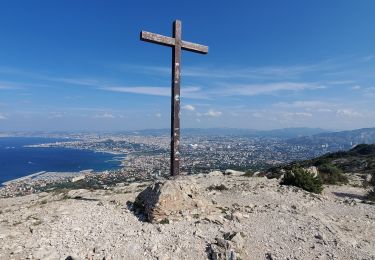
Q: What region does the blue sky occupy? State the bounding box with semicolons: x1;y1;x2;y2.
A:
0;0;374;131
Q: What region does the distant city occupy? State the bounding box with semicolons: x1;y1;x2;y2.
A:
1;127;375;197
4;127;375;175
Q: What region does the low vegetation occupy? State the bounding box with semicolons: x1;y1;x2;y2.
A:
207;184;228;191
317;163;348;185
267;144;375;187
281;167;323;194
159;218;170;224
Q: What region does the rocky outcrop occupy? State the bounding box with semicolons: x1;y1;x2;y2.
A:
135;178;216;223
209;232;245;260
207;170;223;177
224;169;244;176
305;166;319;178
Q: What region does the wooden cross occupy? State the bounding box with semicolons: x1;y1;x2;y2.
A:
140;20;208;176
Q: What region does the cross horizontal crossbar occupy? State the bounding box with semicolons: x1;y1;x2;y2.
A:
140;31;208;54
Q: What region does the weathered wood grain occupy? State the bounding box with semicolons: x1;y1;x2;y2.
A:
140;20;208;176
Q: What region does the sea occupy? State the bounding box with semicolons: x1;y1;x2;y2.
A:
0;137;124;184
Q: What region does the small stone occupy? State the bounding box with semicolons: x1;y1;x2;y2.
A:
216;237;228;248
151;244;158;253
208;171;223;177
230;233;245;250
158;254;171;260
232;211;243;222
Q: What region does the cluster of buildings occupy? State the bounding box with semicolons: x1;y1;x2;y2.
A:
1;132;334;197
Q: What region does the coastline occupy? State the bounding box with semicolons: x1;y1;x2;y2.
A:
1;170;93;186
1;137;127;186
24;143;126;156
1;171;47;186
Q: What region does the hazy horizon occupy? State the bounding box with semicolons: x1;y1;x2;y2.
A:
2;126;373;134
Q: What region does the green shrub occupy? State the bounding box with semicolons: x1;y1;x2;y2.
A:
159;218;170;224
318;163;348;185
281;167;323;194
350;144;375;156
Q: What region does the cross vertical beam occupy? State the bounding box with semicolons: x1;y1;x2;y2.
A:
140;20;208;176
171;20;181;176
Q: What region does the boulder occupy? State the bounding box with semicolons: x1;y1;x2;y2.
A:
208;171;223;177
305;166;319;178
224;169;244;176
135;179;215;223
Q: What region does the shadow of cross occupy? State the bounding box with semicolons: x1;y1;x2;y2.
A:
140;20;208;176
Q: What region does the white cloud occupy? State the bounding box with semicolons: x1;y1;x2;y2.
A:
47;77;99;86
48;112;65;119
155;113;162;118
0;113;7;120
216;82;325;96
181;87;207;99
352;85;361;90
117;64;170;76
336;109;363;118
0;82;24;90
294;112;313;117
326;80;356;85
122;62;335;80
183;65;318;79
362;55;375;62
204;109;222;117
183;104;195;111
363;87;375;97
274;100;329;109
314;108;333;112
102;86;170;96
252;112;263;118
273;100;334;113
93;112;115;119
101;86;207;99
280;112;313;119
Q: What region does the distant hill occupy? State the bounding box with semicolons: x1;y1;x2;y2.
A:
132;127;329;139
287;128;375;151
1;127;331;139
267;144;375;178
258;127;329;138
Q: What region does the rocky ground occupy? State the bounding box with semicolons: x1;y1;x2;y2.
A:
0;173;374;260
